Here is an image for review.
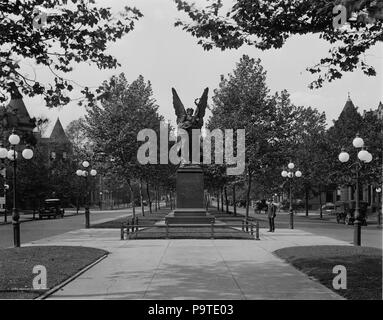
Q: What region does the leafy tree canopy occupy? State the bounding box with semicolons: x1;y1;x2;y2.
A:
84;73;163;182
174;0;382;88
0;0;142;107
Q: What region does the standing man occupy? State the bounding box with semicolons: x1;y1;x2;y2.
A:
267;198;277;232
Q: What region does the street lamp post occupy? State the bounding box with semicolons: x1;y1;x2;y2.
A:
0;130;34;247
376;187;382;228
76;161;97;228
1;184;9;223
0;163;8;223
338;134;373;246
281;162;302;229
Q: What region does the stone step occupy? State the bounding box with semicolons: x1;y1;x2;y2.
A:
165;216;215;224
173;208;207;216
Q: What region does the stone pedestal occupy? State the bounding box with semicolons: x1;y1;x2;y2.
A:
165;165;215;224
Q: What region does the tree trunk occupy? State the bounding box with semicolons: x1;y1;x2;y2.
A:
76;193;79;214
305;185;309;217
169;191;173;210
233;184;237;216
381;151;383;220
224;186;229;214
146;181;152;214
319;185;323;219
245;167;252;223
154;186;158;211
208;193;211;209
220;188;224;213
127;180;135;219
139;178;145;216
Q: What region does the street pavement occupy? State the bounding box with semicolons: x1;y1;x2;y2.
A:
0;207;138;249
26;228;346;300
3;204;381;300
1;204;380;249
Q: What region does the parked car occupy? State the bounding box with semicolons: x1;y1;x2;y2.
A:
322;202;336;214
335;201;368;226
39;199;65;219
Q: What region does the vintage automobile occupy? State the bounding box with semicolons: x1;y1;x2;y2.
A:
322;202;336;214
38;199;65;219
335;201;368;226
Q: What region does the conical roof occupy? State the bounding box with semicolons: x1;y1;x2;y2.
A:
50;118;69;143
6;83;35;131
342;93;356;113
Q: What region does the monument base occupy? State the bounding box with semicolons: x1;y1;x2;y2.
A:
166;164;215;224
165;208;215;224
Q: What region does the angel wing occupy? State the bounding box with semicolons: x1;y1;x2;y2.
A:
172;88;186;124
194;87;209;122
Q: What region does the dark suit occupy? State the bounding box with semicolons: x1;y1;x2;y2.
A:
267;203;276;232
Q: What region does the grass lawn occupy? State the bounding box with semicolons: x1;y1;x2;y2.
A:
131;226;254;239
0;246;107;299
92;208;252;229
92;207;254;239
92;208;170;228
274;245;382;300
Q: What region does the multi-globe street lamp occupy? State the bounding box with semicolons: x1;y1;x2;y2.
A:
0;130;34;247
281;162;302;229
338;134;373;246
76;161;97;228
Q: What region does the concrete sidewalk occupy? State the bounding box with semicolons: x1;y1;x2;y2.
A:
26;228;348;300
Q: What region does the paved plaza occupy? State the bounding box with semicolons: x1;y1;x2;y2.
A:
25;228;348;300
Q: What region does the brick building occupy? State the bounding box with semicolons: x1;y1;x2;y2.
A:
1;86;73;210
306;97;382;213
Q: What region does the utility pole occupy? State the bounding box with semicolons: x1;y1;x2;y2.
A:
380;131;383;227
0;166;6;223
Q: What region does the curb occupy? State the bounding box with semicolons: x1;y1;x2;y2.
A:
35;253;109;300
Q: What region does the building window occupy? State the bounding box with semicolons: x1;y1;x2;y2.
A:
63;152;67;159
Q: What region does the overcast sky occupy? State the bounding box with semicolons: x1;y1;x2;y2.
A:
21;0;383;136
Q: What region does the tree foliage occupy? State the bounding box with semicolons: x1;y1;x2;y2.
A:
84;73;161;174
207;56;294;217
66;117;92;158
83;73;172;214
206;54;347;215
174;0;383;88
0;0;142;107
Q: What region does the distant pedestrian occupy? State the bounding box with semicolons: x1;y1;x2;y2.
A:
267;198;277;232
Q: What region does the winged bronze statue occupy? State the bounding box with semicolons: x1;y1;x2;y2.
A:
172;87;209;165
172;87;209;131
